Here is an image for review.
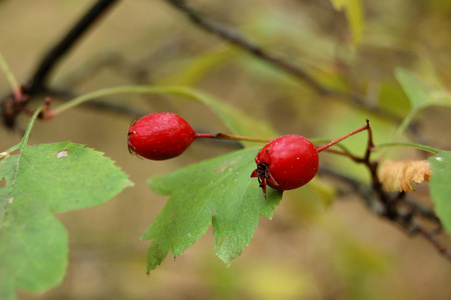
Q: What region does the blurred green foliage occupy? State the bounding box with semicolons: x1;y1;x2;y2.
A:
1;0;451;299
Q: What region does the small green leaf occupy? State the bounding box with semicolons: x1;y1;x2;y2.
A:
395;68;451;111
157;46;238;86
142;148;282;273
428;151;451;234
395;68;451;137
0;142;132;296
330;0;365;45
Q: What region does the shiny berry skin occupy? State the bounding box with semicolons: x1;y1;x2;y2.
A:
128;112;196;160
251;135;319;196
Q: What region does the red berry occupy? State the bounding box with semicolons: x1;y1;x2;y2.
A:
251;135;319;196
128;112;196;160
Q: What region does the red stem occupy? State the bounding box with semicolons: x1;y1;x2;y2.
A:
316;120;370;153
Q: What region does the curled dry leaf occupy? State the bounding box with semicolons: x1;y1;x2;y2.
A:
378;159;432;192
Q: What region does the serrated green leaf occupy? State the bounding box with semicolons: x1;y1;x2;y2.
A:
0;142;132;295
428;151;451;234
142;148;282;273
330;0;365;45
12;142;132;212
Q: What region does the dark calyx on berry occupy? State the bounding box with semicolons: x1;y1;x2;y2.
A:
128;112;196;160
251;134;319;196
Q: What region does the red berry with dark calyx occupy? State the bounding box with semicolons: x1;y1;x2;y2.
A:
251;135;319;196
128;112;196;160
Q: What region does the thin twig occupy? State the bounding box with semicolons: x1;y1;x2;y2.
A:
1;0;120;128
26;0;120;93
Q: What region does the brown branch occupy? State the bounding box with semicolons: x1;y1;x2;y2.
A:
26;0;120;94
1;0;120;129
319;120;451;263
416;227;451;260
321;167;451;262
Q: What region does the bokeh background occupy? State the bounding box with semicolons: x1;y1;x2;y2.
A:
1;0;451;299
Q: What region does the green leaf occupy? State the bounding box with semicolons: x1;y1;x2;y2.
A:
395;68;451;137
395;68;451;111
330;0;365;45
0;142;132;296
428;151;451;234
142;148;282;273
157;46;238;86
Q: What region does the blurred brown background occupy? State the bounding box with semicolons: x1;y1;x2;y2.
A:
1;0;451;299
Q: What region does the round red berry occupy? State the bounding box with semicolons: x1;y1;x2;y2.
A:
251;134;319;195
128;112;196;160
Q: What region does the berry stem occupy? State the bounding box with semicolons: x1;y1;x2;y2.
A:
316;120;370;153
0;105;44;159
195;132;271;143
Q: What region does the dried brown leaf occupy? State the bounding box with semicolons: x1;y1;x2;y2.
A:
378;159;431;192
